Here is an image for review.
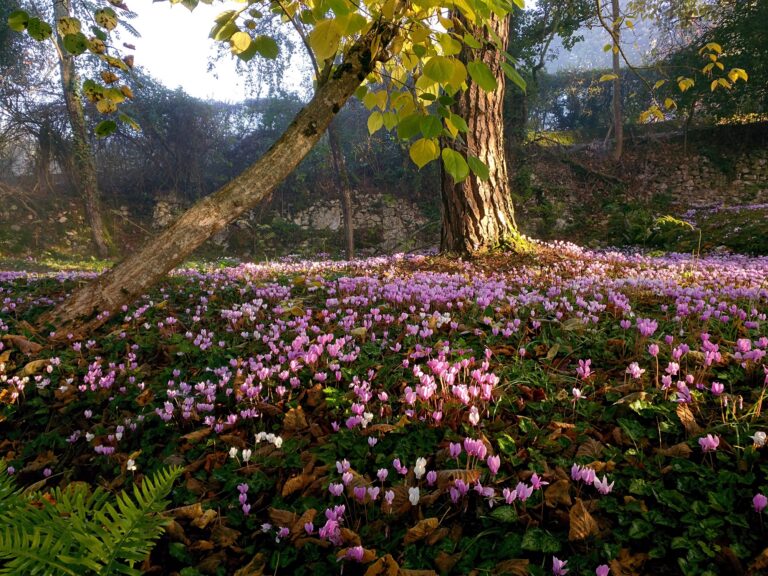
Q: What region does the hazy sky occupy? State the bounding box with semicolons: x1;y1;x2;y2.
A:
128;0;252;102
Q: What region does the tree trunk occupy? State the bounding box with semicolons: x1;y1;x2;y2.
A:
327;122;355;260
41;20;398;334
611;0;623;161
441;12;516;254
53;0;111;258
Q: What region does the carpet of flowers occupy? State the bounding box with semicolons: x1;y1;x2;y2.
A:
1;241;768;576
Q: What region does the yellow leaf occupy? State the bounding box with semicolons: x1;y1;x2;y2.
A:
652;79;666;90
663;98;676;110
230;31;252;54
367;111;384;134
409;138;439;169
710;79;719;91
308;19;341;61
599;73;618;82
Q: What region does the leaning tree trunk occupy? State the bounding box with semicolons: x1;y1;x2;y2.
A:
328;122;355;260
610;0;623;161
41;20;399;334
53;0;111;258
441;12;516;254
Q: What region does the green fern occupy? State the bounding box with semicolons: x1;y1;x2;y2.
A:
0;462;182;575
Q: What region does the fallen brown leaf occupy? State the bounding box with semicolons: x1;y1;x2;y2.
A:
234;553;266;576
191;508;218;530
284;406;308;431
568;498;599;541
493;558;529;575
575;438;605;460
677;403;703;436
404;517;439;545
364;553;400;576
656;442;693;458
544;479;572;508
211;524;241;548
2;335;42;355
173;502;204;521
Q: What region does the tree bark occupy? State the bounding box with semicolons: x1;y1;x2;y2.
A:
610;0;624;160
53;0;111;258
41;19;398;334
327;122;355;259
441;12;516;254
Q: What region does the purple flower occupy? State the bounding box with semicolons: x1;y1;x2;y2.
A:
576;359;592;379
595;565;610;576
449;442;462;459
626;362;645;379
698;434;720;452
711;382;724;395
648;343;659;357
552;556;569;575
754;493;768;513
426;470;437;486
530;472;549;490
345;545;365;562
593;475;614;495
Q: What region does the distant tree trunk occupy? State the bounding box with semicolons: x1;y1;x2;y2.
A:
53;0;111;258
327;122;354;259
610;0;623;160
441;12;517;254
40;20;398;334
35;120;52;192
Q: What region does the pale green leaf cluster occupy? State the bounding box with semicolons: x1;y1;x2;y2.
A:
0;462;182;575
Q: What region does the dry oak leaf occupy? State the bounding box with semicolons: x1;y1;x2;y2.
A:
364;553;400;576
234;552;266;576
290;508;317;541
404;517;439;545
656;442;693;459
189;540;215;553
676;403;703;436
434;551;461;574
544;479;572;508
493;558;530;575
575;437;605;460
191;508;218;530
211;524;241;548
748;547;768;575
181;428;213;444
18;359;49;377
399;570;438;576
609;547;648;576
197;550;227;575
282;474;312;498
164;520;189;544
336;547;377;563
284;406;308;431
568;498;599;541
267;507;298;528
1;335;42;355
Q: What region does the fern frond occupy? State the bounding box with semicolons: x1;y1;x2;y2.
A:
97;466;182;574
0;525;81;576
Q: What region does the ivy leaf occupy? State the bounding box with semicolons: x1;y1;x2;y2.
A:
309;19;341;61
95;120;117;138
409;138;439;169
441;148;469;182
7;10;29;32
424;56;454;83
467;61;497;92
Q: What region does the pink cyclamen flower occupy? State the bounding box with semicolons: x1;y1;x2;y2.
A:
754;493;768;513
595;565;610;576
552;556;569;575
530;472;549;490
593;475;614;495
576;359;592;379
345;546;365;562
698;434;720;452
711;382;724;395
487;455;501;476
572;388;583;401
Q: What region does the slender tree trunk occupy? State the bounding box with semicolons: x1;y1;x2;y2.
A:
611;0;623;160
327;122;355;259
441;12;516;254
41;20;398;334
53;0;111;258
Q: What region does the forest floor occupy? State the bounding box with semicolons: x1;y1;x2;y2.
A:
1;242;768;575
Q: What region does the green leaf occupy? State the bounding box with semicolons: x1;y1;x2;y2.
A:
63;32;89;55
253;35;279;59
441;148;469;182
26;18;52;41
8;10;29;32
94;8;118;31
423;56;454;83
599;73;619;82
409;138;440;169
462;33;481;49
490;506;518;523
521;528;561;553
396;114;422;140
327;0;352;16
210;21;237;41
448;113;468;132
419;115;442;138
95;120;117;138
367;111;383;134
56;17;81;36
467;156;489;180
309;19;341;61
118;113;141;132
501;62;526;92
467;60;497;92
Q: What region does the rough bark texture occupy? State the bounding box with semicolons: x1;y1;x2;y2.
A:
441;12;516;254
53;0;111;258
611;0;624;160
328;122;355;259
41;20;398;334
